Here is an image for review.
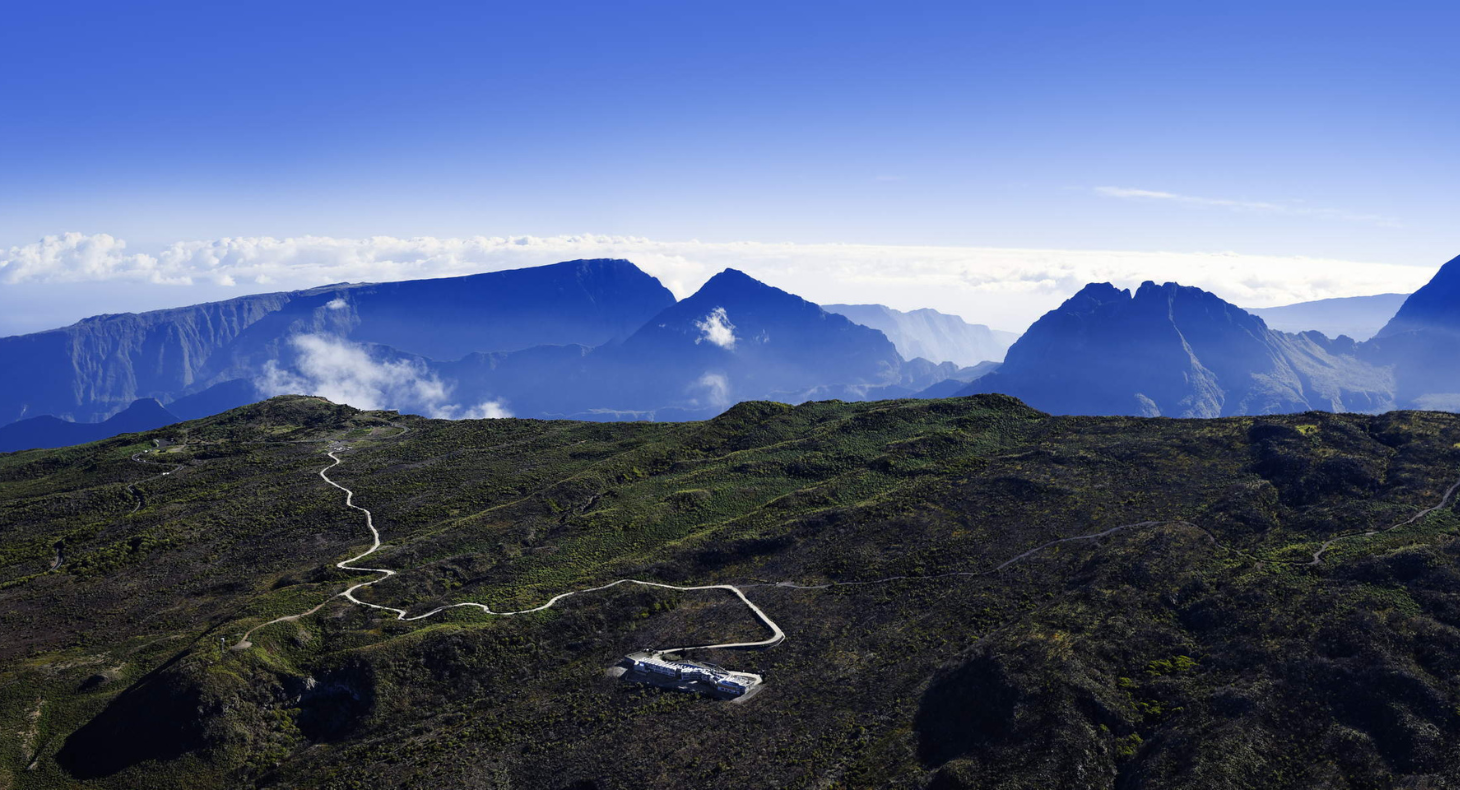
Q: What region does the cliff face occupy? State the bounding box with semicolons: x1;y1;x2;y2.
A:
0;260;676;425
0;291;301;424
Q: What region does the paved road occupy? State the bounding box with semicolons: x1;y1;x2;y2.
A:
126;443;184;515
237;447;787;651
232;435;1460;656
238;444;1164;654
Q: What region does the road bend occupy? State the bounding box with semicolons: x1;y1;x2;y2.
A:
237;446;1170;653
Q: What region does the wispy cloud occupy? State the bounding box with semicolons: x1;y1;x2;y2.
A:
691;371;731;408
1094;186;1401;228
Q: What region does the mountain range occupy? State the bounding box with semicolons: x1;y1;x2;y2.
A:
0;261;986;449
0;259;676;428
962;254;1459;417
820;304;1017;366
5;253;1460;453
0;398;179;453
1247;292;1409;341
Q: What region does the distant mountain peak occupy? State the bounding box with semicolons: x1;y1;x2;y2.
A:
1376;253;1460;338
1066;282;1130;306
821;303;1018;367
691;268;782;300
967;278;1391;417
122;397;171;414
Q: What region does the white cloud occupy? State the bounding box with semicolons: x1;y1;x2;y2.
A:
456;400;513;419
0;232;1441;333
1094;186;1401;228
0;233;185;285
255;334;509;419
691;372;731;408
693;307;737;349
325;297;348;310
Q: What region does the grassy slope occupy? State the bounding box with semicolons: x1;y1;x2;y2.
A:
2;395;1460;789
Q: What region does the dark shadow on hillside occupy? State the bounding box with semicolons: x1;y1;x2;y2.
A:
54;651;206;779
914;654;1019;768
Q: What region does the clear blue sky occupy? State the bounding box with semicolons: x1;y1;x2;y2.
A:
1;1;1456;284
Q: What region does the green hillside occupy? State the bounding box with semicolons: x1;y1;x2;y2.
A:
4;395;1460;789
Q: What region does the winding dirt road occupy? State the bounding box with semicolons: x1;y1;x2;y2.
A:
235;444;1164;654
126;444;184;515
1309;475;1460;565
239;448;787;651
224;432;1460;657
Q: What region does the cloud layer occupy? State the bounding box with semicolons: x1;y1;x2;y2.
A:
1;232;1441;333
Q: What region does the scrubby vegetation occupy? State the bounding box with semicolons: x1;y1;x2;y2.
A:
3;394;1460;788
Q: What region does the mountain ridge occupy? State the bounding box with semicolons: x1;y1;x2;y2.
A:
0;259;676;426
0;397;179;452
8;395;1460;787
821;303;1017;366
963;279;1396;416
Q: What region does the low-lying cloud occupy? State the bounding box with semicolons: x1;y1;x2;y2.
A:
694;307;737;349
1;232;1441;333
256;334;511;419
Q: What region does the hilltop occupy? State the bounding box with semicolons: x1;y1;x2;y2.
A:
3;395;1460;788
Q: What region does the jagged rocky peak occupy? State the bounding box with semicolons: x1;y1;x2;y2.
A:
966;278;1388;418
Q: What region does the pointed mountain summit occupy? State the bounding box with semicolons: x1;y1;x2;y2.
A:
622;268;897;363
1375;254;1460;339
965;280;1392;417
586;269;908;416
1365;254;1460;409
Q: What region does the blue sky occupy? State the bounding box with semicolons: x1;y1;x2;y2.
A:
1;0;1457;332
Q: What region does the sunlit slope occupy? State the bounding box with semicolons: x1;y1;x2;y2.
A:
3;395;1460;789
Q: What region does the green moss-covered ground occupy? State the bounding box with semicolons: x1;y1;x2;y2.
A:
3;394;1460;788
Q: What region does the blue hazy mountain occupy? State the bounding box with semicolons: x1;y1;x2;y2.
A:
0;398;178;453
0;260;675;426
914;360;1002;399
962;280;1394;417
1247;293;1409;341
442;268;960;420
13;255;1460;443
820;304;1018;366
1366;254;1460;410
598;269;904;412
1374;255;1460;339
